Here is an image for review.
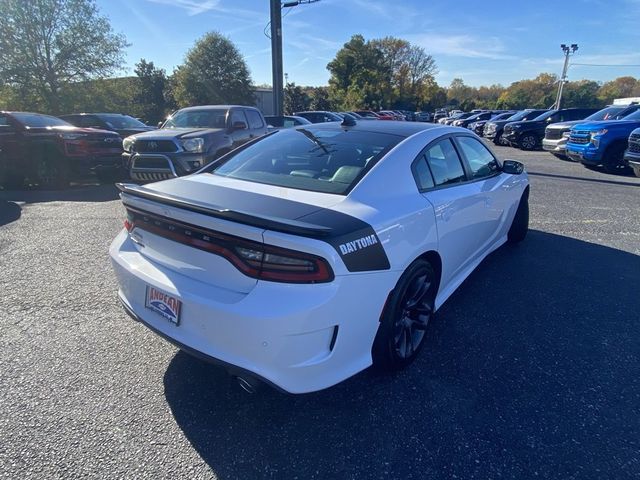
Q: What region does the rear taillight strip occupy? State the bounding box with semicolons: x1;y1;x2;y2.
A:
125;207;334;283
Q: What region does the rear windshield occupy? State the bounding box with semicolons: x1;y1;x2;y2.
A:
209;127;403;195
164;109;227;129
12;113;71;128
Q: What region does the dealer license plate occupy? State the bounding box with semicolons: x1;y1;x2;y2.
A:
145;286;182;325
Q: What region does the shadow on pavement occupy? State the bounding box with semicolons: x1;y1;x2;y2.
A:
529;171;640;187
163;231;640;479
0;201;22;227
0;183;120;204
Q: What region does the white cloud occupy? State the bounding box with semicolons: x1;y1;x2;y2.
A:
145;0;221;16
407;33;516;60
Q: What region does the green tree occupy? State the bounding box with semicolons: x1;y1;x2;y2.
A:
284;82;310;114
308;86;332;111
134;59;168;124
0;0;128;113
562;80;604;108
171;32;254;107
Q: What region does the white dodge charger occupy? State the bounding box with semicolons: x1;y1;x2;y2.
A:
110;119;529;394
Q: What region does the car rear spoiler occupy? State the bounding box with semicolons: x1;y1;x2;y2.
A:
115;183;334;237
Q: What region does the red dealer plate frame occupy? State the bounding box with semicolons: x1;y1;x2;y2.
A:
145;286;182;326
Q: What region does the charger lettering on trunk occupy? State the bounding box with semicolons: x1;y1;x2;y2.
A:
339;234;379;255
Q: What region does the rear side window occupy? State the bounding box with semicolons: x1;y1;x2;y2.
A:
245;110;264;129
0;115;14;131
210;127;403;195
425;139;466;186
456;136;500;179
230;110;248;127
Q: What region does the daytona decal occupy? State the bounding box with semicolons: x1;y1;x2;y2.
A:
339;234;378;255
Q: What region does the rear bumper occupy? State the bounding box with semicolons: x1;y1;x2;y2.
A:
109;230;396;393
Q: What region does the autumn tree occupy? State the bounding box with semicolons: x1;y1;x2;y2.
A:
171;32;254;107
0;0;128;113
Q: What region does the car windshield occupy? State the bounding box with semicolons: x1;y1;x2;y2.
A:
531;110;557;121
12;113;71;128
504;110;532;122
164;109;227;129
493;112;514;120
208;127;403;195
97;114;148;129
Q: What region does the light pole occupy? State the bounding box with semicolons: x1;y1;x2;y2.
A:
555;43;578;110
270;0;319;116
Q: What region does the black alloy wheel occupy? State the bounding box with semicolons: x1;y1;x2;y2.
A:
495;133;507;146
373;259;436;370
520;134;538;150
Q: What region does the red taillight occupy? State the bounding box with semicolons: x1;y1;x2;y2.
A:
125;208;334;284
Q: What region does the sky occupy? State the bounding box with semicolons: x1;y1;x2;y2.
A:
96;0;640;88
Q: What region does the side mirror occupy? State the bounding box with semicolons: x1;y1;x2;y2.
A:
232;121;247;130
157;121;164;128
502;160;524;175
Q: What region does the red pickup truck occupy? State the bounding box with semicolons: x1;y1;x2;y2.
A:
0;111;123;189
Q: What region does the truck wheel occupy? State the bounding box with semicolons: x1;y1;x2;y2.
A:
36;153;69;189
520;134;538;151
631;164;640;178
602;144;629;174
494;133;505;146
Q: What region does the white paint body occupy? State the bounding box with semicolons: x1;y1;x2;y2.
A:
110;126;529;393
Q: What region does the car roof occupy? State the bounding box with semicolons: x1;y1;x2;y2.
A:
294;119;445;137
177;105;257;112
60;112;131;116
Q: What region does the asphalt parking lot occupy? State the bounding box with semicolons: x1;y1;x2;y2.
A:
1;147;639;479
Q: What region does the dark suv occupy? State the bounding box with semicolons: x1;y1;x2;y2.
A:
122;105;268;182
293;111;343;123
483;109;548;145
0;111;122;188
60;113;155;138
503;108;598;150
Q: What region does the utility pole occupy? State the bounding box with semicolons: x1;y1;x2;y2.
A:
555;43;578;110
269;0;319;116
270;0;284;116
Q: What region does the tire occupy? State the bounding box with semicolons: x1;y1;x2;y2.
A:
602;144;629;174
372;259;437;371
493;133;504;146
631;164;640;178
519;134;538;151
508;189;529;243
35;153;69;189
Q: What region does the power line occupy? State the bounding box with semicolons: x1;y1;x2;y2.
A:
572;63;640;67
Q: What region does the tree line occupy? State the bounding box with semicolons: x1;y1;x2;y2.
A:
1;1;639;124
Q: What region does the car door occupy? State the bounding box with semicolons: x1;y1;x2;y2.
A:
416;137;490;289
453;135;512;254
228;109;251;149
0;114;23;179
244;109;266;139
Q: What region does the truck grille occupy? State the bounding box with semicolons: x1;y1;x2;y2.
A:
569;131;591;145
545;129;564;140
628;134;640;153
134;140;178;153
